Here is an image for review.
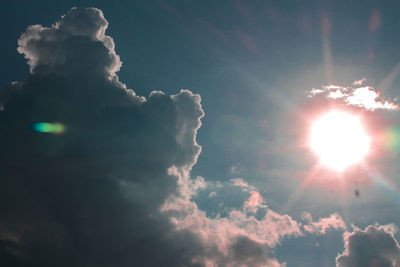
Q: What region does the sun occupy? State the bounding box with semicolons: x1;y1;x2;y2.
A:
310;110;371;171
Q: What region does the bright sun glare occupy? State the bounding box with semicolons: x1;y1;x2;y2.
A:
310;110;371;171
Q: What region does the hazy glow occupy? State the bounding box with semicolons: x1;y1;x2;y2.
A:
310;111;370;171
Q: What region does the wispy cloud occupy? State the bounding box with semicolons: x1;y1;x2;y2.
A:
231;177;255;191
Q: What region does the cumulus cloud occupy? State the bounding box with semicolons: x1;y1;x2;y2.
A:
308;80;399;111
0;7;356;267
336;224;400;267
17;7;121;80
161;168;305;266
163;189;302;266
303;212;347;234
243;191;266;213
0;7;308;267
0;7;206;267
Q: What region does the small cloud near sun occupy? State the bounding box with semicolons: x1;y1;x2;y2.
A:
231;177;255;191
308;78;399;111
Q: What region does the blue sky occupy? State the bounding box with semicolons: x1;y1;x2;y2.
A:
1;1;400;266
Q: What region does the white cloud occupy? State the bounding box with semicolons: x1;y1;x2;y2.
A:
308;81;399;111
303;212;347;234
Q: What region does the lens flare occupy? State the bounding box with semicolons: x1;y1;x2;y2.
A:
310;111;371;171
32;122;66;135
383;126;400;151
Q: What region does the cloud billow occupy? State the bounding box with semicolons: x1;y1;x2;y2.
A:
336;224;400;267
17;7;121;80
0;7;205;267
0;7;364;267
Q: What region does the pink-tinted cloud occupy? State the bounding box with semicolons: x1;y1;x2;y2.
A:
173;206;301;266
244;191;266;213
231;177;255;191
303;212;347;234
163;173;302;266
308;80;399;111
163;171;354;266
353;78;366;86
163;167;359;266
231;177;249;187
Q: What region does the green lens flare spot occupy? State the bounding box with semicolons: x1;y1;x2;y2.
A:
32;122;66;134
384;126;400;151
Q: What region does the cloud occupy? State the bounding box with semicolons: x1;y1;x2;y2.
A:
353;78;366;86
0;7;310;267
231;177;255;191
0;7;206;267
0;7;361;267
17;7;121;80
303;212;347;234
336;224;400;267
161;168;305;266
243;191;266;213
164;175;352;266
308;80;399;111
163;190;302;266
208;191;217;198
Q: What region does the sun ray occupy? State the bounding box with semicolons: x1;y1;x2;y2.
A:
282;164;324;213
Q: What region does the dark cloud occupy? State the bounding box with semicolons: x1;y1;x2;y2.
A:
0;7;204;267
0;7;354;267
17;7;121;79
336;224;400;267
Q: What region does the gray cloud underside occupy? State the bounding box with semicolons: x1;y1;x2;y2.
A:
336;224;400;267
